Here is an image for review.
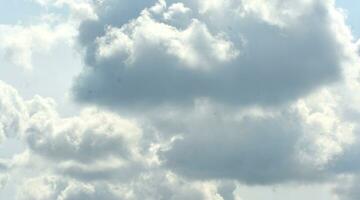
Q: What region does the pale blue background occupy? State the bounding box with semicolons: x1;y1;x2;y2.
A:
337;0;360;37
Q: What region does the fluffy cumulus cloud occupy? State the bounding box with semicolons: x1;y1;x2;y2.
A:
2;0;360;199
25;107;145;181
73;0;352;108
68;0;360;198
0;80;236;199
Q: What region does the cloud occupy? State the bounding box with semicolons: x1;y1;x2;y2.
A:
125;171;231;200
0;158;9;189
333;176;360;200
0;22;75;70
153;89;353;185
16;172;234;200
17;176;120;200
23;103;147;182
72;0;351;109
3;0;360;199
26;108;142;163
0;159;10;172
162;110;310;184
66;0;360;190
0;81;144;183
163;3;192;28
0;174;8;190
0;81;28;143
0;63;360;199
163;112;309;184
0;0;83;70
0;80;236;199
34;0;98;20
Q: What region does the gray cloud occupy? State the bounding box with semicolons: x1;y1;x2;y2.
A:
56;160;145;182
151;96;357;189
159;106;321;184
73;0;349;109
334;176;360;200
0;159;9;172
144;88;356;185
68;0;360;188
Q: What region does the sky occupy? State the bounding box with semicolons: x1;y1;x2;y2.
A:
337;0;360;37
0;0;360;200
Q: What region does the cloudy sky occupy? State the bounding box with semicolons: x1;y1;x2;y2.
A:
1;0;360;199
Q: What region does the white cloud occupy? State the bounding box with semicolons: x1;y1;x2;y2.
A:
0;174;8;190
16;172;233;200
34;0;98;20
17;176;121;200
22;106;147;182
126;171;227;200
0;81;28;142
26;108;142;163
163;3;192;28
0;23;75;70
96;12;238;70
